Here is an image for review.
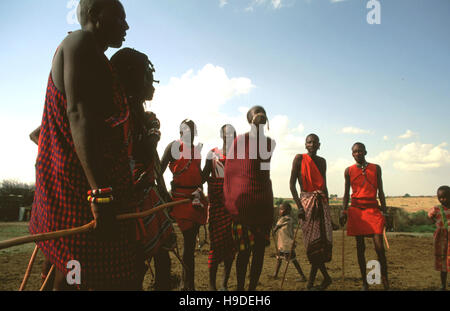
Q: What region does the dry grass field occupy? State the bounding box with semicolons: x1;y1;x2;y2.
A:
0;219;443;291
385;196;437;213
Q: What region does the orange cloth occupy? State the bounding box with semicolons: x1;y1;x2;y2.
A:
347;163;384;236
301;154;325;192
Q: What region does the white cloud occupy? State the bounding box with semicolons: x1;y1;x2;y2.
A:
219;0;228;8
398;129;417;139
245;0;284;11
383;135;389;141
150;64;307;197
341;126;372;135
370;142;450;172
330;0;348;3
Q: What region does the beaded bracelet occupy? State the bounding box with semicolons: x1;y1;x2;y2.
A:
87;187;113;197
147;128;161;137
87;195;114;204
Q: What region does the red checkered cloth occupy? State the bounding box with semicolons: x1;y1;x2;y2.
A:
29;59;138;289
207;148;235;268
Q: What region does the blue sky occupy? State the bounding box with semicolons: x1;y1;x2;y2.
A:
0;0;449;197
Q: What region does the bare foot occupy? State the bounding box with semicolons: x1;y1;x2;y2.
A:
319;277;332;290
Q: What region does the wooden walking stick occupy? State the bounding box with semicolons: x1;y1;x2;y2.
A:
383;227;390;250
342;227;345;286
39;265;55;291
0;199;190;250
280;221;302;290
18;244;39;291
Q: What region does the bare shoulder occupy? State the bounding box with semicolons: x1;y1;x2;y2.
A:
62;30;97;51
317;155;327;165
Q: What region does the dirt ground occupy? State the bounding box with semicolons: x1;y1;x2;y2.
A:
0;221;443;291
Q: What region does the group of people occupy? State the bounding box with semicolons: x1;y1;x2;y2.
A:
27;0;449;291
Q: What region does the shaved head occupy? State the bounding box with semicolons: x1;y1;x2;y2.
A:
78;0;120;26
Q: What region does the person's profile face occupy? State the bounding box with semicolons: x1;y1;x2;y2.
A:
352;144;367;163
99;1;129;48
437;189;450;207
180;124;195;144
305;136;320;154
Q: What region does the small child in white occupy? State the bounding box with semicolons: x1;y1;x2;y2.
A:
272;201;307;281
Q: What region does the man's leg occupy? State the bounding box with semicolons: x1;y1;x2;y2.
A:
236;249;250;291
154;249;172;291
248;237;266;291
221;256;234;290
209;262;219;291
355;236;368;290
182;224;200;290
373;234;389;290
318;263;332;290
440;272;447;290
307;264;318;290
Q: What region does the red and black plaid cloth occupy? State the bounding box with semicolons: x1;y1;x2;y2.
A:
29;59;138;289
207;148;235;268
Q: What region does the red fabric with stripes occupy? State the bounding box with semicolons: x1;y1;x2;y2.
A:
300;154;325;192
29;61;138;288
207;148;235;267
224;133;275;227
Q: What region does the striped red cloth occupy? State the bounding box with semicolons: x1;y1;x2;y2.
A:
207;148;235;268
29;59;138;289
224;133;275;227
347;163;385;236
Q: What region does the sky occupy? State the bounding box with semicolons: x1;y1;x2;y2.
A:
0;0;449;197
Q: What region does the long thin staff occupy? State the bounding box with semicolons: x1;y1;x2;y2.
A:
383;227;390;250
0;199;190;250
280;221;302;290
342;228;345;287
18;244;39;291
39;265;54;291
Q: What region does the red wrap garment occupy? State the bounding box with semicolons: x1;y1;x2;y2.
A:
132;144;174;259
301;153;325;192
347;163;385;236
224;133;275;228
207;148;235;267
29;60;138;289
169;141;207;232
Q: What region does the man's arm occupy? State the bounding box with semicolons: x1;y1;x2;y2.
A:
289;155;304;220
201;156;213;184
160;141;176;174
340;167;351;226
64;32;110;190
376;165;387;213
322;158;329;199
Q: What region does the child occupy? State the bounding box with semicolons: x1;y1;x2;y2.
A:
428;185;450;291
272;201;307;281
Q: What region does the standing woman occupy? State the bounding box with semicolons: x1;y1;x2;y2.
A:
161;119;208;290
224;106;276;291
202;124;237;291
289;134;333;290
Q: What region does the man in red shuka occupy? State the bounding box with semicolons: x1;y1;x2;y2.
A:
340;142;389;290
161;119;207;290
